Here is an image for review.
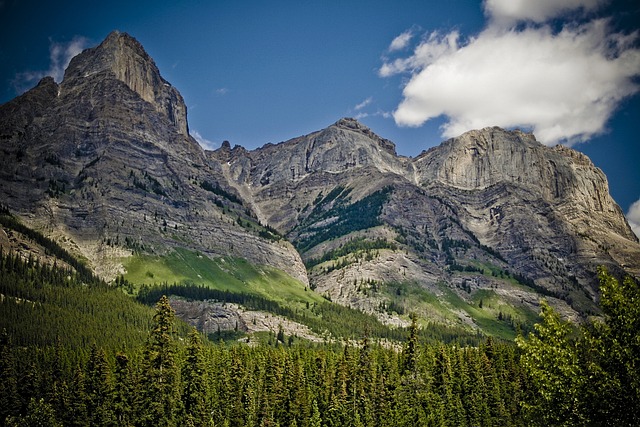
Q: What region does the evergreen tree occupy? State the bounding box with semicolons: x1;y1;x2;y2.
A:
309;399;322;427
139;295;180;427
113;353;134;427
181;328;212;427
402;313;419;374
85;344;114;426
6;398;62;427
66;366;89;427
0;331;19;423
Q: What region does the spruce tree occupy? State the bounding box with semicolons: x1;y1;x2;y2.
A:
113;353;134;426
402;313;419;374
0;331;19;423
140;295;180;427
85;344;114;426
182;328;211;427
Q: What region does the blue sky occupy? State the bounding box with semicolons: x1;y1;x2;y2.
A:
1;0;639;234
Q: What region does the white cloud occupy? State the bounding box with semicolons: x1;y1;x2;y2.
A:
389;29;415;52
354;97;373;111
13;36;89;93
190;130;218;150
485;0;606;26
215;87;229;95
381;3;640;146
627;198;640;239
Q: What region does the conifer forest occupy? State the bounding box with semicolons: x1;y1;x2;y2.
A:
0;216;639;426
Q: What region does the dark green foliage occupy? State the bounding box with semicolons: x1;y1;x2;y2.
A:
296;187;392;252
0;209;97;282
131;170;167;196
304;237;397;269
0;248;153;349
517;268;640;426
136;282;481;345
181;329;212;426
11;289;623;426
199;180;242;205
1;206;636;426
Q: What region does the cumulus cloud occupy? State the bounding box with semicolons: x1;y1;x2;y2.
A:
381;2;640;145
485;0;606;26
627;198;640;239
13;36;89;93
191;130;218;150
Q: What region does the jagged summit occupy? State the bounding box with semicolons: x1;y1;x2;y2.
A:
332;117;398;155
2;30;640;332
61;30;189;135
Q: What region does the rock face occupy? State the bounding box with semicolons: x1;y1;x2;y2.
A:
220;119;640;319
0;31;307;284
1;31;639;327
63;31;188;136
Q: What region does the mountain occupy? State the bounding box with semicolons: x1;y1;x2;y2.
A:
2;31;639;337
0;31;307;284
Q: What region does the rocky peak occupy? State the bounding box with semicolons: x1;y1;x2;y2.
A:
417;126;562;192
333;117;397;155
61;31;188;135
415;126;637;242
228;119;408;191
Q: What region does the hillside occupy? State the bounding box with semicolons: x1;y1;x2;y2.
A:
1;31;639;340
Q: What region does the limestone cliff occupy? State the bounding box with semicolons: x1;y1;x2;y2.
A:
2;31;639;331
63;31;188;136
222;121;640;322
0;31;307;284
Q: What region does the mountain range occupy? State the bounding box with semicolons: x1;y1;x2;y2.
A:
2;31;639;338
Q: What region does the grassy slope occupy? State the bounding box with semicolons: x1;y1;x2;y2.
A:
124;247;324;308
380;278;540;340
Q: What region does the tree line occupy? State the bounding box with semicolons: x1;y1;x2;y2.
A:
0;295;530;426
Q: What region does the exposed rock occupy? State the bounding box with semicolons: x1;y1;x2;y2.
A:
63;31;188;135
0;31;308;285
169;297;247;334
2;31;639;331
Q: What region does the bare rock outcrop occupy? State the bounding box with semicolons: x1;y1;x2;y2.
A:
63;31;188;136
2;31;639;329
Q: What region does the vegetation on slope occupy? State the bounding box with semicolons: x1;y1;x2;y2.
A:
1;268;637;426
295;186;392;252
0;209;638;425
123;247;323;308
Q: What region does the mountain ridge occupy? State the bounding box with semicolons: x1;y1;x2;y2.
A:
2;31;639;335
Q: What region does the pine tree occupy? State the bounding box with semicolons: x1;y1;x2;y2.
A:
85;344;114;426
182;328;211;427
0;331;19;423
139;295;180;427
6;398;62;427
402;313;419;374
66;366;89;427
113;353;134;426
309;399;322;427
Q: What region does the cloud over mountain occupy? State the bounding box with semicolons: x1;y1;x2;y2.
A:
627;198;640;239
12;36;90;93
381;0;640;146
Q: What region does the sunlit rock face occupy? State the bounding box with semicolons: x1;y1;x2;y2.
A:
2;31;639;327
220;119;639;319
63;31;188;136
0;31;307;284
